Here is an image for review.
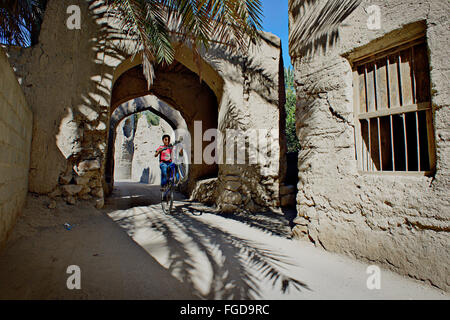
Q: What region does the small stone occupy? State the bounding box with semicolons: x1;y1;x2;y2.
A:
221;190;242;205
292;225;309;239
59;174;72;184
261;177;275;185
220;203;238;213
49;188;62;198
76;159;101;172
95;198;104;209
78;185;91;196
223;180;241;192
62;184;83;196
65;196;76;205
48;200;57;209
96;121;106;130
91;187;104;198
88;178;102;188
74;175;90;185
225;175;240;181
245;199;257;212
304;207;317;220
293;216;309;226
80;194;92;200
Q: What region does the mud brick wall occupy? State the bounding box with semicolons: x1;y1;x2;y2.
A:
0;47;33;248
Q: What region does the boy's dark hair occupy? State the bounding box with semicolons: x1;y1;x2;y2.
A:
162;134;171;141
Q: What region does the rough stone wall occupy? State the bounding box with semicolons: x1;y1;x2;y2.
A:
213;32;285;212
113;116;136;180
190;178;218;205
290;0;449;290
0;48;33;248
6;0;115;209
6;0;285;212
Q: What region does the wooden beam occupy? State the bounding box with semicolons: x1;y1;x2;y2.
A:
416;112;421;170
397;54;404;106
377;117;383;171
400;48;414;106
390;115;396;171
368;119;373;171
358;102;431;119
402;114;409;171
376;57;388;110
374;60;378;111
426;109;436;172
350;36;425;66
386;56;392;108
358;170;434;177
388;54;401;108
411;46;417;104
353;70;363;171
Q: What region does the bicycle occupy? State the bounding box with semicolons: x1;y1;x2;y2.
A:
160;139;189;214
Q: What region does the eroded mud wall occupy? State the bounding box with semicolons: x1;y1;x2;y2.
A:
290;0;449;290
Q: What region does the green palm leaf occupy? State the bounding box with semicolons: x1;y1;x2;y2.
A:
106;0;263;87
0;0;46;46
2;0;263;87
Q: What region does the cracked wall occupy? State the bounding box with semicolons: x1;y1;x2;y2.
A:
290;0;449;290
5;0;286;212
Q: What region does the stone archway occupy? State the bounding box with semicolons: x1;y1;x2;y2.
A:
106;60;220;195
109;95;187;186
7;0;286;212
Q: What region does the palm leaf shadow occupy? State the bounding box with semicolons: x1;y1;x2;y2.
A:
289;0;362;58
112;203;310;299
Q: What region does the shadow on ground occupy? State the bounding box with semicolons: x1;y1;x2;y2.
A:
0;192;199;299
103;181;309;299
1;182;446;300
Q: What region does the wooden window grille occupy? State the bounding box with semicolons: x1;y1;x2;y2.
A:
352;38;435;173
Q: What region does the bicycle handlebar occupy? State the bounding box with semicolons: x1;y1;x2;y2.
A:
160;140;184;153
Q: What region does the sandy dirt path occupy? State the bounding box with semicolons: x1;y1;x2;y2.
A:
0;181;448;299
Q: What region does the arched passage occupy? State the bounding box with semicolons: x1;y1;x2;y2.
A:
105;60;221;195
107;95;185;185
7;0;289;213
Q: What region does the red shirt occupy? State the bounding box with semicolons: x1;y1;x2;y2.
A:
157;145;172;162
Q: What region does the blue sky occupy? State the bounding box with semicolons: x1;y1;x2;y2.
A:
261;0;291;69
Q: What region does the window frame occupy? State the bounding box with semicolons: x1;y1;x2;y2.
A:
350;37;436;176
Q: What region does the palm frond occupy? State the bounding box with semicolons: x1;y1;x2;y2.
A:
0;0;46;46
107;0;263;87
2;0;264;87
164;0;263;46
289;0;361;58
107;0;174;87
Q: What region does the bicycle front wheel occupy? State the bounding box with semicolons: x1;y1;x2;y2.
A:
177;163;188;183
161;186;174;214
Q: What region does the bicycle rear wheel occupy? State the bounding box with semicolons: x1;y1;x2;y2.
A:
161;185;174;214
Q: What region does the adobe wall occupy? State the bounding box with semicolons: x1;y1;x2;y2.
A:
0;48;33;248
6;0;286;212
290;0;449;290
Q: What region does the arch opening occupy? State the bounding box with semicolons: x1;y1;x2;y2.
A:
113;107;179;185
105;59;221;196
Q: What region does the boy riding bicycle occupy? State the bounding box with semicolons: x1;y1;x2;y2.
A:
154;134;183;190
